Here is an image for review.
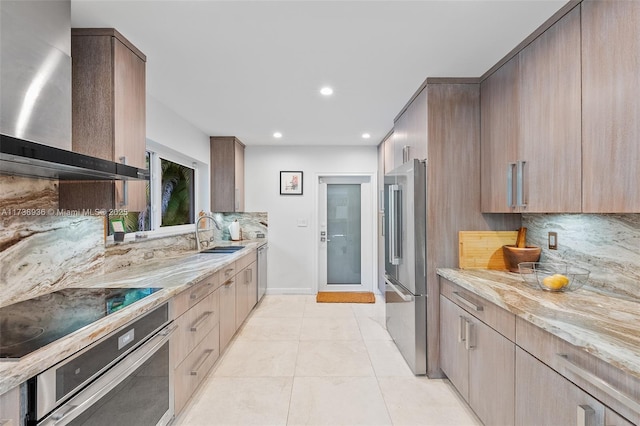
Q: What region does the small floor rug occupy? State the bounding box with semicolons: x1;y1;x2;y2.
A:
316;291;375;304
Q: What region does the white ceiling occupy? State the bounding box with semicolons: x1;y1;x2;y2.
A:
71;0;568;146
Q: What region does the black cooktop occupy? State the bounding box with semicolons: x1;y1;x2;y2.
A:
0;287;161;360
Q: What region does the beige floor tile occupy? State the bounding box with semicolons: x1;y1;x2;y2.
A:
237;316;302;341
377;377;482;426
303;300;357;318
350;297;385;319
356;315;391;341
213;340;298;377
287;376;392;426
174;377;293;426
364;339;414;377
295;340;374;377
250;295;307;318
299;316;362;341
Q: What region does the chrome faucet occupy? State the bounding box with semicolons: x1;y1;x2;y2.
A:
195;214;222;251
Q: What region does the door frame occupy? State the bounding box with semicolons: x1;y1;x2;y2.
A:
314;172;378;294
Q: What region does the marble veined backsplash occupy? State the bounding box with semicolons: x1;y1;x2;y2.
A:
523;214;640;299
0;175;269;307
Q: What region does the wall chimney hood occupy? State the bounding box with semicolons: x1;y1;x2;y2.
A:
0;1;148;182
0;134;149;181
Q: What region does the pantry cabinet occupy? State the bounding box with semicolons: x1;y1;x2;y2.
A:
480;7;581;213
210;137;245;212
440;280;515;426
59;28;147;211
581;0;640;212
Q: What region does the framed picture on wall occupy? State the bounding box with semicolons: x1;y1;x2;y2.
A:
280;171;303;195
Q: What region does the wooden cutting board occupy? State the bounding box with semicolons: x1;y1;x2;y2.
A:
458;231;518;270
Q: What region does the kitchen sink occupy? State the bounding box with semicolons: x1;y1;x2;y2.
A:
200;245;245;254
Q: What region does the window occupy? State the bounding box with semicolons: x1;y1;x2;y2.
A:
160;158;194;227
117;150;196;235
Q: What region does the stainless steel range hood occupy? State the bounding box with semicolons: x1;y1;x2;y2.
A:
0;0;148;182
0;134;149;180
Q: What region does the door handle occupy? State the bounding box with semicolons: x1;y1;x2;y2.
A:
507;162;516;209
384;277;412;302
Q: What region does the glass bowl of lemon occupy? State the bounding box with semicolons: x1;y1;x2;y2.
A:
518;262;590;292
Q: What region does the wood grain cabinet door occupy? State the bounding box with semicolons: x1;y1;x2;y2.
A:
516;347;605;426
581;0;640;212
480;56;519;213
518;6;582;213
439;295;469;399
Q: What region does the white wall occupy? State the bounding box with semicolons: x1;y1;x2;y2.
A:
245;145;378;294
146;95;211;213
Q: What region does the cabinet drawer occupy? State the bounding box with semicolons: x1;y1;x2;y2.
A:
219;262;237;281
174;324;220;415
440;278;515;341
236;249;257;270
174;271;219;317
172;290;220;365
516;347;605;425
516;317;640;424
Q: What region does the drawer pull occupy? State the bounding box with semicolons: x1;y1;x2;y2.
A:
190;349;214;376
224;268;234;277
223;279;233;287
557;354;640;415
576;405;595;426
190;292;200;301
452;291;484;312
190;311;213;332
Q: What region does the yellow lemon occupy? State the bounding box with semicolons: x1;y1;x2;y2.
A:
542;275;569;290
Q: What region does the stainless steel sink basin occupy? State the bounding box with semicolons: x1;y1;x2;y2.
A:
200;246;245;254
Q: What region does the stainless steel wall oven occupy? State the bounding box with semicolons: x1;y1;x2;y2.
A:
25;302;175;426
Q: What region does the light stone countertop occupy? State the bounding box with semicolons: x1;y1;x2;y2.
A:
437;268;640;381
0;240;266;396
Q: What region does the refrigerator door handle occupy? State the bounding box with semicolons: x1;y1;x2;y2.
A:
384;277;412;302
388;184;401;265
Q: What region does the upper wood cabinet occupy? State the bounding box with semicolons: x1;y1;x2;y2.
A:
518;6;581;213
481;7;581;213
392;87;427;170
59;28;147;211
480;56;519;213
581;0;640;212
210;136;245;212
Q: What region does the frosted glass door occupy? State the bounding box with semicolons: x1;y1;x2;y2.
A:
327;184;361;285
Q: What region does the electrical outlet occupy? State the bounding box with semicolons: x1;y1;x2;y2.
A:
548;232;558;250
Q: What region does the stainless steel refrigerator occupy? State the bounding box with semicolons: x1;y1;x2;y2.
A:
384;159;427;375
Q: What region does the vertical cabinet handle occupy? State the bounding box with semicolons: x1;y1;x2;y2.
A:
507;162;516;209
119;156;128;207
190;349;214;376
458;316;466;343
517;160;527;209
576;405;595;426
464;320;474;350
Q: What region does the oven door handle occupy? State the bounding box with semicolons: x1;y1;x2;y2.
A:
42;323;177;426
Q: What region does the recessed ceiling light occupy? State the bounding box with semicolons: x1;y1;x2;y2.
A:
362;133;371;139
273;132;283;139
320;87;334;96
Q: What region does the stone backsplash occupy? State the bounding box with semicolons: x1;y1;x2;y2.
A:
0;175;268;307
523;214;640;299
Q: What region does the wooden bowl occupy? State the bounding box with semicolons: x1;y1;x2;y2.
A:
502;245;541;272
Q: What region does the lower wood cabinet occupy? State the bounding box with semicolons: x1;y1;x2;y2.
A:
516;347;605;426
174;325;220;414
236;261;257;328
440;294;515;426
218;276;237;352
440;276;638;426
